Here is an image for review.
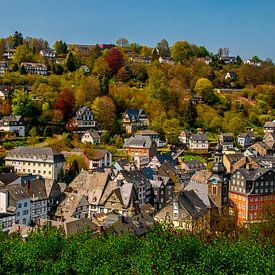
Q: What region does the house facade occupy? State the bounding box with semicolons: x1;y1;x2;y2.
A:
5;147;65;180
81;130;100;144
189;134;208;152
0;61;9;75
86;149;112;170
219;133;234;150
263;121;275;133
229;168;275;224
122;109;149;134
21;62;47;75
68;106;96;133
0;184;31;226
0;115;25;137
123;135;156;159
237;132;255;147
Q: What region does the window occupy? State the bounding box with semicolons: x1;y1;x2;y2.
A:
260;196;263;201
22;218;26;224
24;202;27;207
16;212;20;216
23;210;28;215
18;203;22;208
249;204;253;210
254;197;258;201
254;204;257;210
212;186;217;195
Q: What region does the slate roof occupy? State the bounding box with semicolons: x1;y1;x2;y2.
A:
185;182;211;208
124;109;146;122
0;173;20;186
190;170;212;185
120;170;150;188
191;133;208;141
141;167;155;180
183;160;206;170
83;130;100;139
264;121;275;128
76;106;90;118
1;184;30;207
123;135;152;148
23;178;48;200
0;115;23;123
5;146;65;163
156;153;175;166
155;190;208;221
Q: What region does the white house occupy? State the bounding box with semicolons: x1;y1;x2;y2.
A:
81;130;100;145
21;62;47;76
5;147;66;180
189;134;209;152
0;184;31;226
86;149;112;170
0;115;25;137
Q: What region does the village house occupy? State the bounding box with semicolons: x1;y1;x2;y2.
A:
229;167;275;224
123;135;157;159
181;159;206;175
237;132;256;147
0;184;31;226
67;106;96;133
39;48;56;59
81;130;100;145
122;109;149;134
55;171;138;220
135;129;164;147
154;190;209;233
86;149;112;170
0;61;9;75
141;166;174;209
250;141;275;156
21;62;47;75
263;121;275;133
219;133;235;150
189;133;209;152
5;147;66;180
148;152;175;170
178;130;192;147
23;178;63;222
0;115;25;137
263;132;275;143
0;212;16;232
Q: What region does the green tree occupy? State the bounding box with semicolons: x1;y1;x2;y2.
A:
194;78;216;105
171;41;193;63
11;31;23;48
12;45;33;65
163;118;180;144
92;96;116;131
53;40;67;55
157;39;170;58
12;89;34;117
147;67;169;104
116;37;129;47
65;51;79;72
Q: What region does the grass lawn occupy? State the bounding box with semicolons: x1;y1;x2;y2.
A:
182;155;202;161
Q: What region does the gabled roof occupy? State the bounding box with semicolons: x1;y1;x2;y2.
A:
23;178;47;200
141;167;155;180
185;182;211;208
191;133;208;141
0;173;20;186
76;106;92;119
183;160;206;170
155;153;175;166
190;170;212;185
82;130;100;139
1;184;30;207
120;170;150;188
0;115;23;123
5;146;65;162
264;121;275;128
124;109;147;122
123;135;152;148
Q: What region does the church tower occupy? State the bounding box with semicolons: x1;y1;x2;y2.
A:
208;143;229;209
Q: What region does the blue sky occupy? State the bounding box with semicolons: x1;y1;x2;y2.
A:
1;0;275;60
